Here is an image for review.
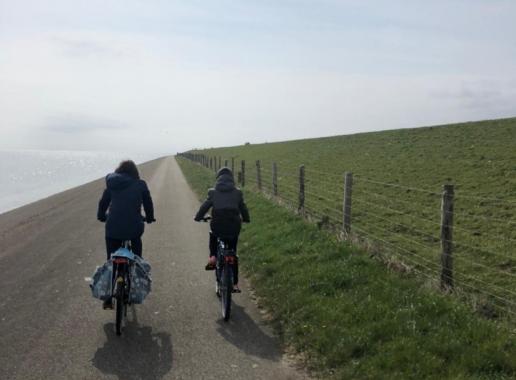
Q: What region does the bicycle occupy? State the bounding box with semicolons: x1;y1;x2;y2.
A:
200;217;237;321
111;242;135;336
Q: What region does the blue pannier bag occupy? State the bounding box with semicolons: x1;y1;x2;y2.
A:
90;261;113;301
133;254;151;274
129;259;152;304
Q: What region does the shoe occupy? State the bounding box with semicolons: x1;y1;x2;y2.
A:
232;285;241;293
103;299;114;310
205;256;216;271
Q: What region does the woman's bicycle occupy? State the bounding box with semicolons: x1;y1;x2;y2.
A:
111;242;135;336
200;217;237;321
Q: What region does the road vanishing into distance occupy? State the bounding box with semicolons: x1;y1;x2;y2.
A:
0;157;307;380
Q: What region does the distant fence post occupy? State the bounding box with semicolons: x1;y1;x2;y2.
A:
241;160;245;187
440;184;454;291
210;158;213;170
256;160;262;191
218;157;221;170
272;162;278;196
343;172;353;236
231;157;235;173
298;165;305;215
224;159;228;167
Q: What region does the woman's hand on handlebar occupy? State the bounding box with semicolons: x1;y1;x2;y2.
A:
194;216;211;222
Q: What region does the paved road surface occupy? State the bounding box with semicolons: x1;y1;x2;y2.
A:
0;157;307;380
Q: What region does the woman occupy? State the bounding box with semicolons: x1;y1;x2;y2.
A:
97;160;155;260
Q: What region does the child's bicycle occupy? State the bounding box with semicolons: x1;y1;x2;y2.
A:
200;217;237;321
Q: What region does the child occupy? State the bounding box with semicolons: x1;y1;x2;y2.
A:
194;167;250;292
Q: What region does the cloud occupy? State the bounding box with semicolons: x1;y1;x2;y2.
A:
429;79;516;113
53;37;122;59
43;114;127;134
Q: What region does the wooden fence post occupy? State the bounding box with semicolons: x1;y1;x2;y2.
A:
440;184;454;291
241;160;245;187
224;159;228;167
298;165;305;214
343;172;353;236
218;157;221;170
231;157;235;173
256;160;262;191
272;162;278;196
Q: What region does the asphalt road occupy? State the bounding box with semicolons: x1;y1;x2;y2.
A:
0;157;307;380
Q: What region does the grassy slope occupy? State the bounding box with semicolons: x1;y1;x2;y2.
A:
191;118;516;319
177;156;516;379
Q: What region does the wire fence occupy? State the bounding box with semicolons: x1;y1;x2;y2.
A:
179;152;516;323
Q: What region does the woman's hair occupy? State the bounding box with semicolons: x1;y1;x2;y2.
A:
115;160;140;179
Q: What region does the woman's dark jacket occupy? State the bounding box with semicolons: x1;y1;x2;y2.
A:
194;172;250;239
97;173;154;240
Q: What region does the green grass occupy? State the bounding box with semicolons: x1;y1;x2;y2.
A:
187;117;516;320
177;156;516;379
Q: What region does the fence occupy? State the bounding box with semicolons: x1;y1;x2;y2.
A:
179;152;516;321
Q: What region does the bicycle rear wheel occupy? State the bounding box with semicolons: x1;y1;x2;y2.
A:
220;265;233;321
115;285;124;336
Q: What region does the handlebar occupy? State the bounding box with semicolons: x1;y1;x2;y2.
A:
97;215;156;223
195;216;250;223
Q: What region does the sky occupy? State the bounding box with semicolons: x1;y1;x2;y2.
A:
1;0;515;155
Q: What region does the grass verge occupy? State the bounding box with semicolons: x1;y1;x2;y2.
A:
177;156;516;380
188;118;516;321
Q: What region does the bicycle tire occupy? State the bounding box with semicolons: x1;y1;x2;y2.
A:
221;264;232;321
115;285;124;336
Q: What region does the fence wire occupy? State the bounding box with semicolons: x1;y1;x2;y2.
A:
180;153;516;322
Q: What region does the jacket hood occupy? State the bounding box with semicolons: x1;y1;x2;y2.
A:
106;172;136;191
216;167;233;179
215;173;235;192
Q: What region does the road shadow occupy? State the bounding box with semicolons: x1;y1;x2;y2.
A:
216;302;282;361
92;307;173;380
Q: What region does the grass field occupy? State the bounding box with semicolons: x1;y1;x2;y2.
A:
186;117;516;321
177;156;516;379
